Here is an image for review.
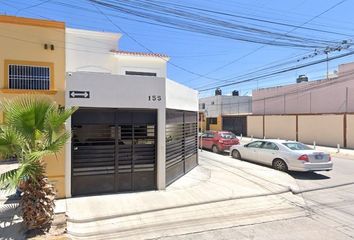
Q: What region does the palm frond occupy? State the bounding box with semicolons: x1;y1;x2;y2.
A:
0;168;20;190
0;125;27;156
44;106;78;134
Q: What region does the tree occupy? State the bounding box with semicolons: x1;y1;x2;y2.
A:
0;96;77;231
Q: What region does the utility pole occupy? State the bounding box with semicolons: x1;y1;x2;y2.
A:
326;51;329;80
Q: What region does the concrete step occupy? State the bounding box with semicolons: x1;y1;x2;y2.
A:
67;193;307;240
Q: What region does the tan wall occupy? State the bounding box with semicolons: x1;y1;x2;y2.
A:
298;115;344;147
209;115;223;131
347;114;354;149
265;115;296;140
247;115;264;138
0;16;66;198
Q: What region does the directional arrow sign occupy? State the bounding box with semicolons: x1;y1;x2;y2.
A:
69;91;90;98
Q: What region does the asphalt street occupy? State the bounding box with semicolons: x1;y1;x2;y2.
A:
157;154;354;240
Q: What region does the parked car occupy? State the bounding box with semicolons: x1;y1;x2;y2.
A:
200;131;239;153
230;139;333;172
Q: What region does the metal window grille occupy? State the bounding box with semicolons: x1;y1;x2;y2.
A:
8;64;50;90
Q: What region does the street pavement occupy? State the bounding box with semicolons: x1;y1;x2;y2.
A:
156;154;354;240
1;152;354;239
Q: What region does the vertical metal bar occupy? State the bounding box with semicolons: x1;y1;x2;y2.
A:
114;113;119;192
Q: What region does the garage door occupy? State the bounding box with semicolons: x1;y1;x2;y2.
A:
71;108;157;196
222;116;247;136
165;109;198;186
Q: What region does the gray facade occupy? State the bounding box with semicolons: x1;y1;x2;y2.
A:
199;95;252;117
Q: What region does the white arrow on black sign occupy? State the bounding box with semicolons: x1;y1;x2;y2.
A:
69;91;90;98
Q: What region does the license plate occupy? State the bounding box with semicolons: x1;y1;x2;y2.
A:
315;154;323;160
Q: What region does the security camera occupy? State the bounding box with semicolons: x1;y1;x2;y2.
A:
68;72;73;76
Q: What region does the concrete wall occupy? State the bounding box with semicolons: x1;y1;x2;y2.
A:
0;16;66;198
199;95;252;118
252;62;354;115
166;79;198;112
298;115;344;147
247;115;264;138
265;115;296;140
347;114;354;149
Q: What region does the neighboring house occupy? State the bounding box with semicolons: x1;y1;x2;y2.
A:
252;62;354;115
65;29;198;197
199;90;252;135
0;15;66;198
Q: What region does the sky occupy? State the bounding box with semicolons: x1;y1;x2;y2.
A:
1;0;354;97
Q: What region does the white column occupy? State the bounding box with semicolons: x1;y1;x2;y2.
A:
156;108;166;190
65;117;72;198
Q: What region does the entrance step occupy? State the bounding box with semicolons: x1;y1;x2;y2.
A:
67;192;307;239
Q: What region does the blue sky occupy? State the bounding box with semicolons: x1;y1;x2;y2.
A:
1;0;354;97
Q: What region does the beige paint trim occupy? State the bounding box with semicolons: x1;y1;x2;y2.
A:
4;59;56;91
0;15;65;29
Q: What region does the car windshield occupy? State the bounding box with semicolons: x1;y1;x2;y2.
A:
220;133;237;139
282;142;312;150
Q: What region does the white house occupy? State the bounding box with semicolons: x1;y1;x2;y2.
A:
65;28;198;197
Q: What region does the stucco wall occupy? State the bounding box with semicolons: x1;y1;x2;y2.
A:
347;114;354;149
208;115;223;131
66;28;167;77
247;115;264;138
265;115;296;140
0;17;66;198
252;62;354;115
298;115;344;147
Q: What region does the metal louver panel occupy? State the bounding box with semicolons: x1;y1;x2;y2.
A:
166;110;198;186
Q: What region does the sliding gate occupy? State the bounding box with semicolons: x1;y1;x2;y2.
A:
71;108;157;196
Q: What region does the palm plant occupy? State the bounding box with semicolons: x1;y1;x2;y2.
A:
0;96;77;231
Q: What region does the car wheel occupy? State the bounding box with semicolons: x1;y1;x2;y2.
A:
272;159;288;172
212;145;219;153
232;150;241;159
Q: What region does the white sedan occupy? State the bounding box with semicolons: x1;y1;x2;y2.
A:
230;139;333;172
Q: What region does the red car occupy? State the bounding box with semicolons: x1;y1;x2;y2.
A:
200;131;239;153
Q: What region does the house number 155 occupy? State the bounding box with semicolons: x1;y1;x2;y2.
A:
148;95;162;101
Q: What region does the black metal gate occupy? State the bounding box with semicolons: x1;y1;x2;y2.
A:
165;110;198;186
222;116;247;136
71;108;157;196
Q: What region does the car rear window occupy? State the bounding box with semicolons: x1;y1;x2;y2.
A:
282;142;312;150
220;133;237;139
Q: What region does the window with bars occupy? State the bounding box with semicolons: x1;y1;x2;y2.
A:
8;64;51;90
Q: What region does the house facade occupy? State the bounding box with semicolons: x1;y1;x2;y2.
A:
0;15;67;197
65;29;198;197
199;93;252;135
0;16;199;198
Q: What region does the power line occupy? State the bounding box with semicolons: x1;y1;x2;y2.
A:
199;50;354;92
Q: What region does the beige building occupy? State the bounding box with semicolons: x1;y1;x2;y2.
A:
0;15;66;197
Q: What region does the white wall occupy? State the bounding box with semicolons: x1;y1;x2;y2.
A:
66;72;166;109
66;28;167;77
166;79;198;111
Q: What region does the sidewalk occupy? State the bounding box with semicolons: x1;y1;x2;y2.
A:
65;150;306;239
239;136;354;160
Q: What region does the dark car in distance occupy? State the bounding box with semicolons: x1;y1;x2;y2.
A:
200;131;239;153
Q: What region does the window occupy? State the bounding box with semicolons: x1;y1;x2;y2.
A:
207;117;217;125
262;142;279;150
283;142;312;150
220;132;237;139
7;62;52;90
246;141;264;148
201;103;205;109
125;71;157;77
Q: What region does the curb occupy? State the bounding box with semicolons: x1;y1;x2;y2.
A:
67;188;291;224
290;181;354;194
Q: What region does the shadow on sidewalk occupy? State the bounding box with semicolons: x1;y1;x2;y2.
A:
289;171;330;180
0;202;25;240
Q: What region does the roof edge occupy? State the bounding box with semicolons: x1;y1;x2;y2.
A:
0;15;65;29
